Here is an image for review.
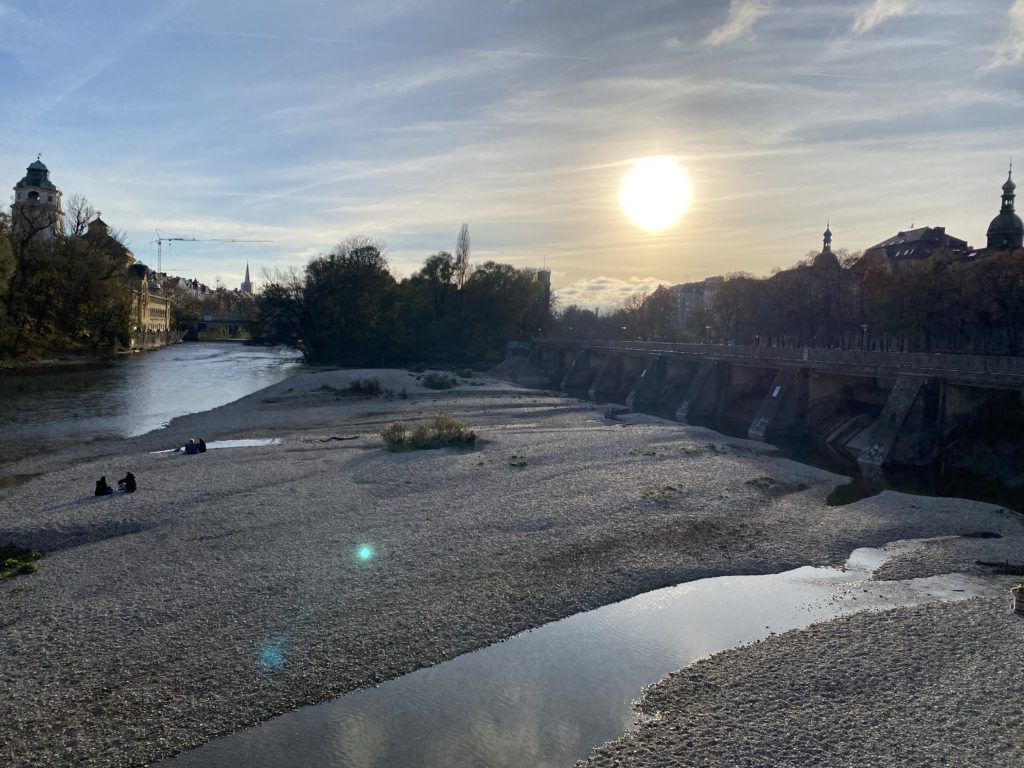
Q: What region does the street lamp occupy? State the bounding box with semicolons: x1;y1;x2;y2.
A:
860;324;868;350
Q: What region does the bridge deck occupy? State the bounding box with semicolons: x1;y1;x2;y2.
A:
543;341;1024;389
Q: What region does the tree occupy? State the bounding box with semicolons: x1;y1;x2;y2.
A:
640;285;679;340
252;268;308;355
300;237;397;365
455;223;470;289
461;261;548;359
63;194;97;238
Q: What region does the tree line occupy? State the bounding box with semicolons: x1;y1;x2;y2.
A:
0;197;135;360
549;248;1024;356
707;249;1024;354
252;229;552;365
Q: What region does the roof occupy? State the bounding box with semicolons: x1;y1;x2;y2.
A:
865;226;970;261
14;159;58;193
83;217;134;262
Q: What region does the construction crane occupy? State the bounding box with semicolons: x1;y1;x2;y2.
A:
152;231;273;273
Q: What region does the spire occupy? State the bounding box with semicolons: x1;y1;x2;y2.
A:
240;262;253;294
822;220;832;252
1001;161;1016;212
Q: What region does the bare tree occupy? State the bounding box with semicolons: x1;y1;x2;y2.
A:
455;223;470;289
63;194;97;238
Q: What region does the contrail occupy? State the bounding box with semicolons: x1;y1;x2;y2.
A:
192;28;594;61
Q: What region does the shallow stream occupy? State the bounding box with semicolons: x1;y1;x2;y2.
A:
157;539;991;768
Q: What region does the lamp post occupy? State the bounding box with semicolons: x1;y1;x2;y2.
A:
860;324;868;351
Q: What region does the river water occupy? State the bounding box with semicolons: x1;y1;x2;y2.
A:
158;539;991;768
0;343;302;467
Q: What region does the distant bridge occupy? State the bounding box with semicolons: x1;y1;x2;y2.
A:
179;312;251;340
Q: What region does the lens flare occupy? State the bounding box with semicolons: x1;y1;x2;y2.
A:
358;545;373;561
259;642;285;670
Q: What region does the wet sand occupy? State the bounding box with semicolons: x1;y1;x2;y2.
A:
1;369;1021;767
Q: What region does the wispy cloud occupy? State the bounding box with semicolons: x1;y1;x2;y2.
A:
852;0;915;35
986;0;1024;69
192;29;593;61
705;0;773;46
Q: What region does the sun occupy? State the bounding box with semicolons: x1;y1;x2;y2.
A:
619;156;692;231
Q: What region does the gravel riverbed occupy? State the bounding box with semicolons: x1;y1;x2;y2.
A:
1;369;1022;767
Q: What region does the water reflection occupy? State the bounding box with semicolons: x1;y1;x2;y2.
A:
158;541;992;768
0;344;301;465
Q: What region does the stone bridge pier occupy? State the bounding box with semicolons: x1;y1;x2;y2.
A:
534;340;1024;486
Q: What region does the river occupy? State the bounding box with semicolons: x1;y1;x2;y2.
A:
157;538;991;768
0;342;302;468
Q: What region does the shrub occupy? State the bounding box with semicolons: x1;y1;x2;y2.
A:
381;414;476;452
457;368;474;379
380;421;409;450
0;547;41;580
422;372;458;390
641;484;678;502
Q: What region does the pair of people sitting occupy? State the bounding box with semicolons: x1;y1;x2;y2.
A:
94;473;136;496
183;438;207;455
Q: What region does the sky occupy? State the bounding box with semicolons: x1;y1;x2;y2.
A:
2;0;1023;309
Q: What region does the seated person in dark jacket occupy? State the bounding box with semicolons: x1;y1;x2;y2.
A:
117;472;137;493
94;476;113;496
184;439;200;455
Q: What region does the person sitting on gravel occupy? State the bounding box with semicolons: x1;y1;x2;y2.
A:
184;439;200;455
94;476;114;496
117;472;137;493
197;438;207;453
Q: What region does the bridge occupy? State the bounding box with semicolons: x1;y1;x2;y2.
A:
534;340;1024;484
179;312;251;341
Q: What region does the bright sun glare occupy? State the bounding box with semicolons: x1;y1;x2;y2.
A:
619;156;692;231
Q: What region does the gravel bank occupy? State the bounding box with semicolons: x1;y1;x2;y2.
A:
584;597;1024;768
1;369;1022;767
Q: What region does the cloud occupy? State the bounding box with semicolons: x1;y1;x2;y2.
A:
555;275;672;311
986;0;1024;69
852;0;915;35
705;0;773;46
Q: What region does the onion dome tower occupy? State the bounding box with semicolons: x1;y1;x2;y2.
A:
812;221;840;270
986;163;1024;251
11;155;64;241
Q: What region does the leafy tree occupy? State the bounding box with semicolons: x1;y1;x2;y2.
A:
640;285;679;341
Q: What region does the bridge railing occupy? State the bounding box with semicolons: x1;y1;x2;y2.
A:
539;339;1024;380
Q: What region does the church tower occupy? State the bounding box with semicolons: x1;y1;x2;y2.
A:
240;263;253;294
11;156;63;243
986;164;1024;252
